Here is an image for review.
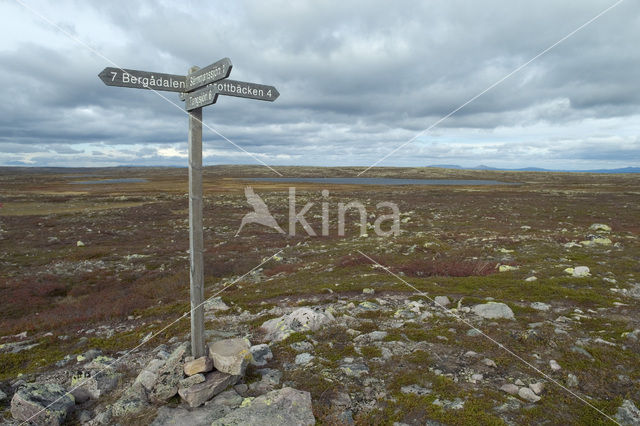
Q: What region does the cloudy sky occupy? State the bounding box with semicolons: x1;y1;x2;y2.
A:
0;0;638;171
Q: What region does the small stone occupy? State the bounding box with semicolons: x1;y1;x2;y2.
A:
78;348;102;363
178;371;240;408
290;341;314;352
77;241;85;247
471;373;483;381
566;374;579;387
134;369;158;392
400;384;432;396
549;360;561;371
295;353;314;365
463;351;478;358
184;356;213;376
362;288;375;294
354;330;387;344
499;265;519;272
481;358;497;368
530;302;551;311
71;369;120;400
204;296;230;311
571;266;590;278
472;302;515;320
529;382;545;395
525;276;538;282
434;296;450;307
339;362;369;377
467;329;481;337
500;384;520;395
209;338;252;376
179;373;206;389
515;379;525;386
250;344;273;367
518;387;541;403
233;384;248;396
589;223;611;232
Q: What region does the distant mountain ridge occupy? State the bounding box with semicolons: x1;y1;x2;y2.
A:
427;165;640;174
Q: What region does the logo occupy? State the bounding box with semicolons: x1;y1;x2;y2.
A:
235;186;401;237
235;187;285;236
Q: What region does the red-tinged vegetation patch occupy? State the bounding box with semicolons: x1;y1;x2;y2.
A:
336;254;498;277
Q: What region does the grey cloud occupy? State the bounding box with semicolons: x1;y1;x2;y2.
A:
0;0;639;169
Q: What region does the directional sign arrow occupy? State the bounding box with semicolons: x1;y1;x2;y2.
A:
185;85;219;111
186;58;232;92
214;79;279;101
98;68;186;92
182;79;279;109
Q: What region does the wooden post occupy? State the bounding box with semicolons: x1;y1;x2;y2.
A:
188;66;206;358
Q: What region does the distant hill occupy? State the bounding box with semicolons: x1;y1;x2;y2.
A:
427;165;640;174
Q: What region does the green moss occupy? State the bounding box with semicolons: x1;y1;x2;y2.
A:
360;345;382;358
0;338;75;381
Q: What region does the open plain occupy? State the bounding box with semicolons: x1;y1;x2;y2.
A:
1;166;639;425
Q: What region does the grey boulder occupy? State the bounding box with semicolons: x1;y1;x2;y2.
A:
616;399;640;425
211;387;315;425
471;302;515;320
11;382;75;426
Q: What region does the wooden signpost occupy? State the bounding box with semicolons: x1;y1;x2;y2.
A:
99;59;279;357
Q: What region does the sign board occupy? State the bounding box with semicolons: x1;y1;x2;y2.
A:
214;79;279;102
99;58;278;358
186;58;232;92
99;67;186;92
182;79;279;108
185;85;219;111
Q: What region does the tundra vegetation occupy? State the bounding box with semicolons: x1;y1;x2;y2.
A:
0;165;638;424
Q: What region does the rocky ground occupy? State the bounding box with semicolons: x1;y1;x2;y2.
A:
1;166;640;425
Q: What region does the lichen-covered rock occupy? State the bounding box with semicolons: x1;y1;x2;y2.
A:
589;223;611;232
471;302;515;320
148;342;188;403
111;382;149;418
70;368;121;401
250;344;273;367
209;338;252;376
211;387;315;425
178;371;239;408
261;307;335;342
11;382;75;426
518;387;540;403
615;399;640;425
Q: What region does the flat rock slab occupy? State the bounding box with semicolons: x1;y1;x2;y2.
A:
209;338;251;376
11;382;75;426
211;387;315;426
151;403;231;426
178;371;240;408
184;356;213;376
